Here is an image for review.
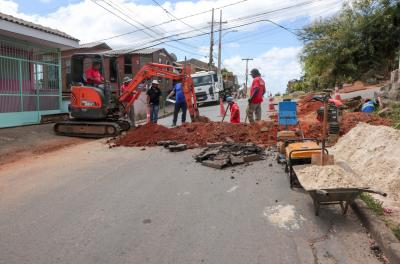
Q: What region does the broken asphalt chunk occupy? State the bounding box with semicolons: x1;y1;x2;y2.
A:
157;140;178;147
168;144;187;152
202;159;229;169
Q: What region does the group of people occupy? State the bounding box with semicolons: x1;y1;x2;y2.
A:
225;68;266;124
85;61;267;126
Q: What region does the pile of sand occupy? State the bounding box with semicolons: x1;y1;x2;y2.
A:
330;123;400;200
296;165;361;190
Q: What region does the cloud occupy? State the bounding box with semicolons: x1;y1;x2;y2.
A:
223;46;302;94
39;0;52;3
0;0;342;47
0;0;339;92
226;42;240;48
0;0;18;14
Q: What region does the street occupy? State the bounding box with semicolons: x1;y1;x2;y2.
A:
0;102;383;264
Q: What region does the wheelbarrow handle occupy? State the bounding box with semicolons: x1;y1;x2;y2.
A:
315;189;329;196
360;189;387;197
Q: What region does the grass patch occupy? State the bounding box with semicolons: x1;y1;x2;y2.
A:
360;193;384;216
361;193;400;241
384;219;400;241
385;102;400;129
392;226;400;241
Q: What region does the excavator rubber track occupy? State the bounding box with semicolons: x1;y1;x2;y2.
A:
54;120;125;138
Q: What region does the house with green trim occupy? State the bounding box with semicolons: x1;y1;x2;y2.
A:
0;12;79;128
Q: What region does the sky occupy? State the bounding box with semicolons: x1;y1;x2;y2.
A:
0;0;344;94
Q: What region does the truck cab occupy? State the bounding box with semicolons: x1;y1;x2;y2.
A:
191;71;223;104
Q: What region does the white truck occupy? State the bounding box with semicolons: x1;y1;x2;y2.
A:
191;71;223;105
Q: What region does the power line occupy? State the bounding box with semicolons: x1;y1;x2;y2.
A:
88;0;248;43
90;0;342;56
116;18;299;53
114;0;319;50
119;0;331;48
90;0;204;56
102;0;201;51
150;0;208;34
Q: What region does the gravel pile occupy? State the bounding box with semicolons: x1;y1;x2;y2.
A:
296;164;361;191
330;123;400;200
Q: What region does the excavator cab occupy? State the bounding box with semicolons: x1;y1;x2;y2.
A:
67;53;121;120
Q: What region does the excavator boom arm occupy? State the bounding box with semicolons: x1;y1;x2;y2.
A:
119;63;199;121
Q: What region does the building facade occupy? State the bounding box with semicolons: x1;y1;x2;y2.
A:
0;12;79;128
176;58;218;74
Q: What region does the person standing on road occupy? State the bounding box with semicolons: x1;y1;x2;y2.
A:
120;76;136;126
146;80;162;124
226;96;240;124
167;82;187;127
246;68;266;123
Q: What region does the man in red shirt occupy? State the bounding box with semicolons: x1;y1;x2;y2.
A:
226;96;240;123
246;68;266;123
85;61;104;86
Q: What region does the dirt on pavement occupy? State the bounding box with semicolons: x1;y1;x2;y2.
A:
0;124;90;167
115;121;277;148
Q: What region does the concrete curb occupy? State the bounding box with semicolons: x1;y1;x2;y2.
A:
351;199;400;263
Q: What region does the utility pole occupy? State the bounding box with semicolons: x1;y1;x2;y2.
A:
208;9;227;72
217;10;223;72
242;58;253;93
208;8;214;70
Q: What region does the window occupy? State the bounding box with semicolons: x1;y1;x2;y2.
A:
110;57;117;82
192;75;212;87
124;55;132;74
34;64;44;90
213;74;218;82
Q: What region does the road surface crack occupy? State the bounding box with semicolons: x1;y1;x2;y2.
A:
308;223;336;264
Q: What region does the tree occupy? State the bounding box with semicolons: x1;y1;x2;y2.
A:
299;0;400;90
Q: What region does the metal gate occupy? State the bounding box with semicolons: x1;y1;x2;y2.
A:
0;36;61;128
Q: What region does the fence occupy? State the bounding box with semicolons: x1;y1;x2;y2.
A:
0;36;62;127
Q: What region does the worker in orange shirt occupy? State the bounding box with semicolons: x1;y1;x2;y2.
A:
226;96;240;124
85;61;104;86
332;87;342;101
120;76;136;126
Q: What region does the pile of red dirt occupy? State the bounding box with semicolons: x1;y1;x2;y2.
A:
116;121;277;148
297;94;323;116
340;112;393;134
299;112;393;138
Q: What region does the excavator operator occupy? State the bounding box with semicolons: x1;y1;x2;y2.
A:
85;61;104;86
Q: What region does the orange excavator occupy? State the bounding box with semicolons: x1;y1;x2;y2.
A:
54;54;200;138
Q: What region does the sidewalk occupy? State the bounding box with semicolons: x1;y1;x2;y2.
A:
0;105;175;167
0;124;89;167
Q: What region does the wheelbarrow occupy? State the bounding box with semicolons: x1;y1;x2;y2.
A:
307;188;387;216
292;162;387;216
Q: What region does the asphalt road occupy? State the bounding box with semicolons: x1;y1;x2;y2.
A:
0;102;383;264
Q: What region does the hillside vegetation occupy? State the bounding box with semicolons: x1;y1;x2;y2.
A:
291;0;400;92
